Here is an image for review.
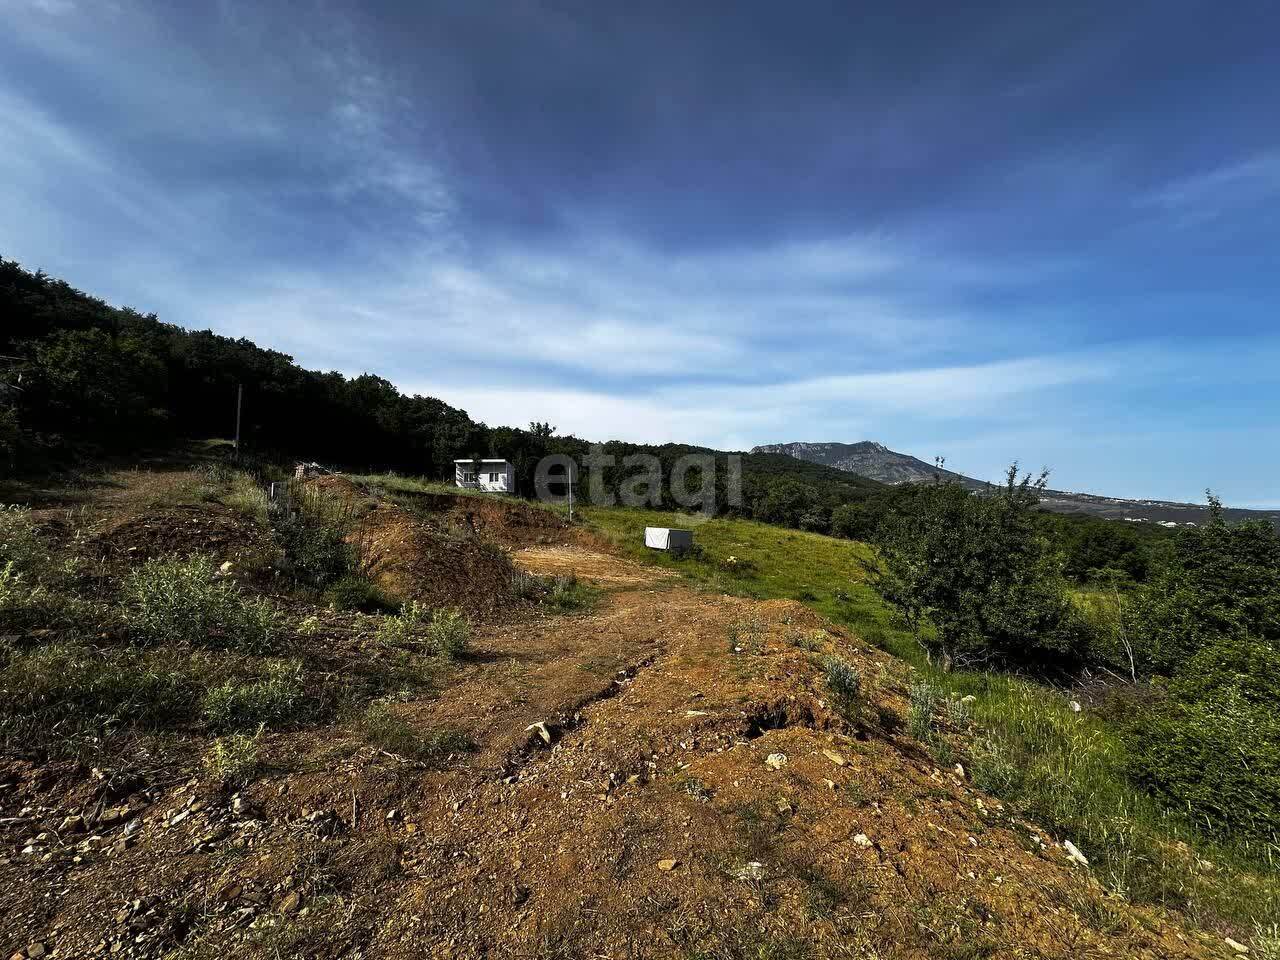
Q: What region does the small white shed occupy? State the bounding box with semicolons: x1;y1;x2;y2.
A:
455;458;515;494
644;527;694;556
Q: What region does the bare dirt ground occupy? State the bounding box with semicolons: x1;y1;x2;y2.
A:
0;472;1228;959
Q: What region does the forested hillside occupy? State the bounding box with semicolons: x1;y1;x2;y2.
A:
0;258;880;526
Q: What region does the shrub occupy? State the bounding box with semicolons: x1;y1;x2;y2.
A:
908;681;940;740
511;571;596;610
273;512;352;589
124;555;276;651
1125;501;1280;675
201;660;306;730
424;607;470;659
203;730;262;786
378;603;470;659
324;575;395;613
823;656;864;723
1124;634;1280;844
358;701;473;762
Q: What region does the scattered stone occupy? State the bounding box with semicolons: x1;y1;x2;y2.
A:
277;890;302;914
386;809;401;822
1069;700;1082;713
1224;938;1248;954
853;834;873;849
525;721;553;746
960;695;977;704
764;753;788;771
775;799;793;816
656;858;679;871
59;815;85;834
822;749;846;767
26;945;47;959
1063;840;1089;867
954;763;965;779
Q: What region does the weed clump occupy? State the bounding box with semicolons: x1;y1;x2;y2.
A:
0;643;203;755
511;571;596;610
324;575;395;613
378;603;470;659
823;656;864;723
358;701;473;762
124;555;276;651
201;660;306;730
204;730;262;786
0;505;45;573
908;681;940;741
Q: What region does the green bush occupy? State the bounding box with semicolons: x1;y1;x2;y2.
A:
273;512;353;588
124;555;276;651
378;603;470;659
424;607;470;659
872;467;1087;667
823;656;863;723
203;731;262;786
1125;634;1280;844
201;660;306;730
908;681;940;740
324;575;395;613
1126;502;1280;675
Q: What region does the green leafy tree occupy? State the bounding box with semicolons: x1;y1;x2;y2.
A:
1125;494;1280;675
872;464;1085;668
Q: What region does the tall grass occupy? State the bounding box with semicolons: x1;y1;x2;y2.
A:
124;555;277;651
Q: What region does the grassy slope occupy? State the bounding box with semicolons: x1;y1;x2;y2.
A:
583;504;1280;943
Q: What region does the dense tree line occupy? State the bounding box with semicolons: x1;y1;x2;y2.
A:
0;258;882;527
871;468;1280;842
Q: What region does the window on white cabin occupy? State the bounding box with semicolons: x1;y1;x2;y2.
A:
489;472;499;482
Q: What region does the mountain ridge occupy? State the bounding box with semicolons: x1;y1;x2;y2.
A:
752;440;1280;525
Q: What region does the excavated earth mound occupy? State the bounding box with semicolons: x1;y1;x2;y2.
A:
304;475;520;618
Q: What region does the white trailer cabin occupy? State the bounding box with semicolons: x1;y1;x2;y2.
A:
644;526;694;556
455;458;515;494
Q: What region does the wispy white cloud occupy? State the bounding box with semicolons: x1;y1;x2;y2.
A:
1140;151;1280;224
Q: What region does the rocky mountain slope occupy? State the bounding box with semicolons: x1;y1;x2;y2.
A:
752;440;1280;526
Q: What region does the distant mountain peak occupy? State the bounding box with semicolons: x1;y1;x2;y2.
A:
750;440;971;487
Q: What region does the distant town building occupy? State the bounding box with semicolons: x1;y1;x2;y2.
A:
455;458;515;494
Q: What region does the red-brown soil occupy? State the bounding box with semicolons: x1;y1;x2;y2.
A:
0;472;1227;959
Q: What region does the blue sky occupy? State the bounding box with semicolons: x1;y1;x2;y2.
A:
2;0;1278;506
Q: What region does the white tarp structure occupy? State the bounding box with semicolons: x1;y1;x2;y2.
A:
644;527;693;555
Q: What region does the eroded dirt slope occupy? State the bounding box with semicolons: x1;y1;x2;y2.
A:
1;483;1229;959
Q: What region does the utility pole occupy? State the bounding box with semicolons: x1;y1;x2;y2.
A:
566;460;575;522
233;383;243;454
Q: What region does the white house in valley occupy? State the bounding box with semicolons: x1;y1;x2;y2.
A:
454;458;515;494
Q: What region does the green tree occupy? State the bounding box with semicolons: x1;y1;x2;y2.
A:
872;465;1085;668
1125;494;1280;675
